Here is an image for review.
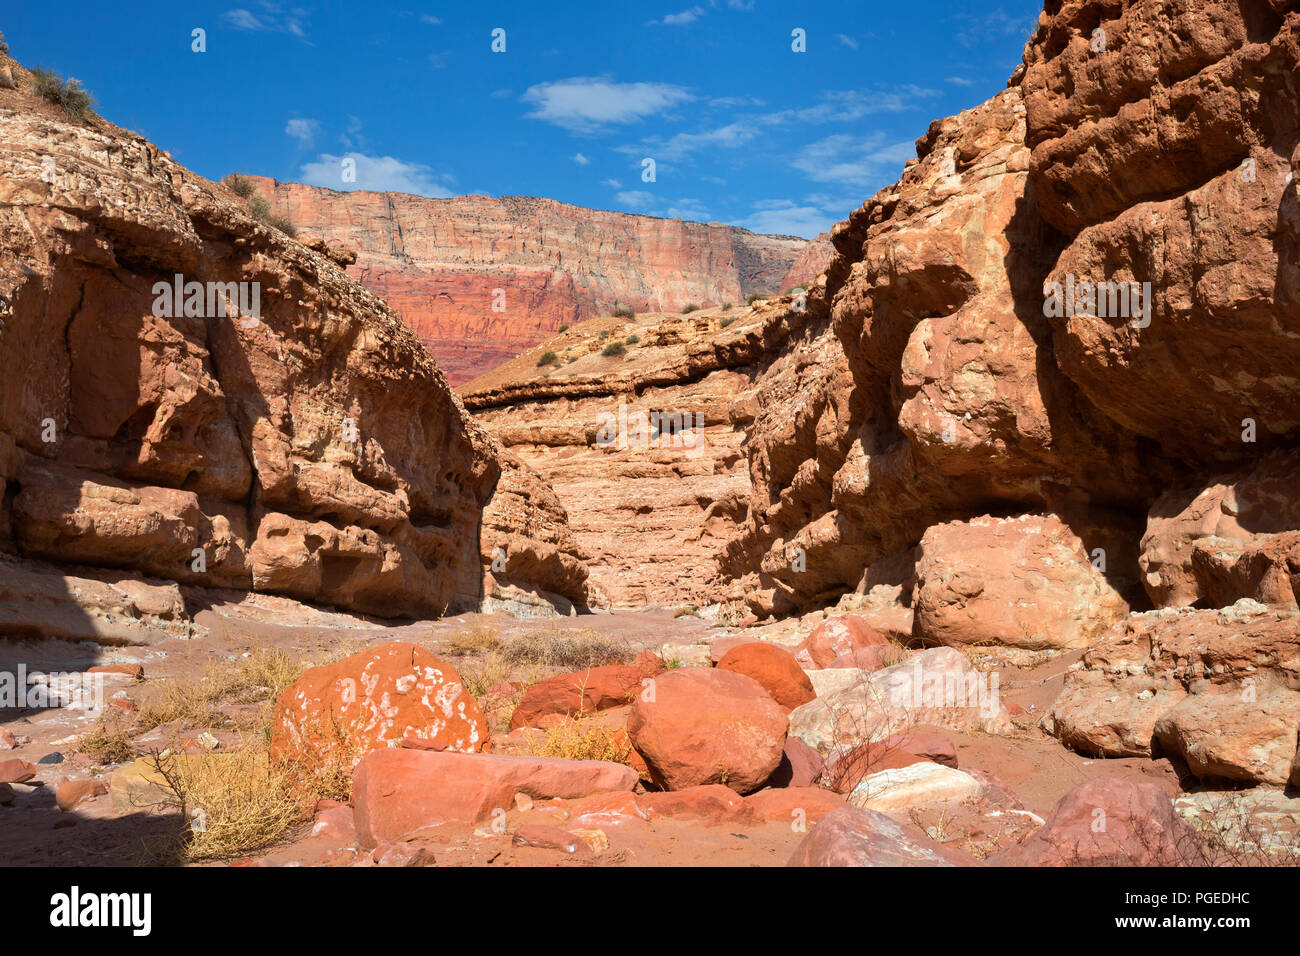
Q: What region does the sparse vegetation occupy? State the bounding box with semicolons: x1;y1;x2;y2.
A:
537;351;559;367
223;173;256;198
673;605;699;619
721;302;733;311
625;333;640;345
246;193;297;237
557;324;570;333
75;719;135;765
746;292;765;306
132;648;307;737
502;627;634;669
145;745;303;864
30;68;94;119
720;316;737;328
519;713;638;768
602;341;626;358
0;31;9;55
612;305;635;319
682;303;700;314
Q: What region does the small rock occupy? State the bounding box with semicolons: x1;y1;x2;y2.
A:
56;778;108;811
512;824;592;856
0;758;36;784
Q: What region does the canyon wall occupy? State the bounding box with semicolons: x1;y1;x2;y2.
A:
0;51;589;641
244;176;816;384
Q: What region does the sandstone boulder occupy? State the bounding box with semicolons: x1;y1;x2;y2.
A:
914;514;1128;651
717;642;815;711
993;778;1204;867
510;661;660;731
270;642;487;767
627;668;788;794
795;615;889;669
787;807;968;867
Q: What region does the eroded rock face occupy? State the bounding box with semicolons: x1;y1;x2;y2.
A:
1023;2;1300;464
246;176;820;385
0;53;589;632
722;86;1171;617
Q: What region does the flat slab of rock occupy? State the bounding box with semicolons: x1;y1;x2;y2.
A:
848;762;981;812
352;749;638;848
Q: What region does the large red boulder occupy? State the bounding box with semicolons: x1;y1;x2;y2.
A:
627;668;788;794
270;641;487;767
510;660;661;731
795;616;889;669
717;642;815;711
746;786;846;824
352;749;638;848
766;736;825;788
992;777;1205;866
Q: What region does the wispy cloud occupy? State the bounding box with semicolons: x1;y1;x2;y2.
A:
653;6;705;25
946;76;975;86
522;77;694;133
420;14;442;25
836;34;860;49
299;153;456;197
573;152;591;165
284;118;319;148
792;133;916;187
221;3;309;39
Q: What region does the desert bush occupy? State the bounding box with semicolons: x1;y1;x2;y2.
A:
557;324;570;333
520;714;637;766
502;628;634;669
602;341;626;358
223;173;256;198
75;719;135;765
682;303;700;314
720;316;737;328
625;333;640;345
721;302;733;311
746;293;764;305
146;746;303;863
0;31;9;55
612;305;635;319
245;194;296;237
30;68;94;119
536;351;558;367
441;619;503;657
132;649;306;735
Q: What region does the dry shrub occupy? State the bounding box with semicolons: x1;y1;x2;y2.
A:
145;745;304;864
75;718;135;765
502;627;633;670
519;714;637;766
441;619;503;657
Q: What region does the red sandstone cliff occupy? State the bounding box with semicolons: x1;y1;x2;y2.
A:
242;176;817;384
0;51;590;638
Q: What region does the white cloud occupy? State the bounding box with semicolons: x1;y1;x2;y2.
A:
298;153;456;197
420;14;442;24
573;152;591;165
736;200;832;238
221;5;308;38
664;198;710;220
602;178;623;189
792;134;916;186
284;118;319;147
946;76;975;86
837;34;860;49
616;190;655;209
655;6;705;25
522;77;694;133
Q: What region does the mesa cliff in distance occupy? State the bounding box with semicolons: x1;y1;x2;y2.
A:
242;174;830;384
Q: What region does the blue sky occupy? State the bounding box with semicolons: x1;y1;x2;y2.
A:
2;1;1041;237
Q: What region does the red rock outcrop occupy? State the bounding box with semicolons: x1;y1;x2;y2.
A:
243;176;820;384
779;232;833;292
0;51;590;634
